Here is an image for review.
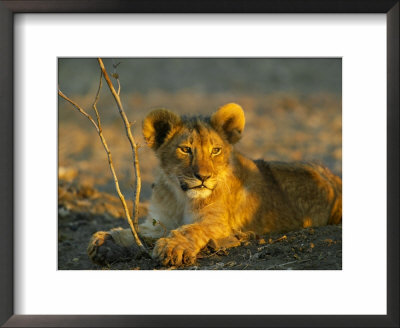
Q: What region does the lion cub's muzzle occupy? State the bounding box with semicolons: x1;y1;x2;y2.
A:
179;174;216;199
179;180;213;192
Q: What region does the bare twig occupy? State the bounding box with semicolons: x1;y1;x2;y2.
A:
265;259;311;270
58;89;99;131
92;70;103;127
58;75;146;252
116;79;121;96
112;60;122;96
97;58;142;233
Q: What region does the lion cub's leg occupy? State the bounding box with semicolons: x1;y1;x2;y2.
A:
88;220;166;265
152;220;233;267
87;228;137;265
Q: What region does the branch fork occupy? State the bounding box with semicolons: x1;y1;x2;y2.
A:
58;58;146;253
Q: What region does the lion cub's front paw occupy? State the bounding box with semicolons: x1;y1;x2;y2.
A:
87;231;136;266
152;237;198;267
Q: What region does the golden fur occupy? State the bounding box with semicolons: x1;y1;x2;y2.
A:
88;103;342;266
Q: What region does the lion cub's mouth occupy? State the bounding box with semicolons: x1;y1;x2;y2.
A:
181;183;214;199
180;182;212;192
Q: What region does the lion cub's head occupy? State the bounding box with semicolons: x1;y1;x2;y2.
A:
142;103;245;199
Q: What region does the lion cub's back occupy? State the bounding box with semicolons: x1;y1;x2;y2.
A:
254;160;342;230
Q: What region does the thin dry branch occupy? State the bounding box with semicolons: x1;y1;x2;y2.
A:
97;58;142;232
112;60;122;95
58;89;99;132
92;70;103;128
58;82;146;252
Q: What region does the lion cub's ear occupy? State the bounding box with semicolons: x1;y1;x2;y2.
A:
142;109;181;150
211;103;245;144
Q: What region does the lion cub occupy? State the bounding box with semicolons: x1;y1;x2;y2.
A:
88;103;341;266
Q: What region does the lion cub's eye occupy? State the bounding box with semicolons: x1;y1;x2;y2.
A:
211;147;222;155
179;146;192;154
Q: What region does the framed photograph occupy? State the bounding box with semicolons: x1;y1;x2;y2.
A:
1;1;398;327
58;57;343;272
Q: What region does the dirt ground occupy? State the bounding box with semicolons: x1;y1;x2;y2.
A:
58;58;342;270
58;180;342;270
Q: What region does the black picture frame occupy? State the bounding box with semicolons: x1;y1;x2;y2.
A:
0;1;398;327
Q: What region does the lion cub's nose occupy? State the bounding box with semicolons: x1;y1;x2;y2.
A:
194;173;211;182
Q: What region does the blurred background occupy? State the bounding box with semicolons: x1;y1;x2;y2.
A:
58;58;342;201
